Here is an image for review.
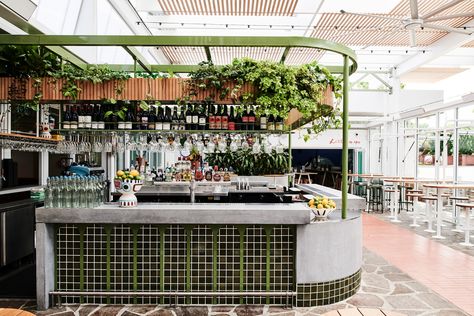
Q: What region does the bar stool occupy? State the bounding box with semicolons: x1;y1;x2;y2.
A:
407;193;424;227
368;180;384;213
450;196;469;232
384;188;397;220
456;203;474;247
407;189;422;212
421;196;437;233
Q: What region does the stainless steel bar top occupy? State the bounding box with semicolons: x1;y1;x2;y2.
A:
36;202;311;224
296;183;366;211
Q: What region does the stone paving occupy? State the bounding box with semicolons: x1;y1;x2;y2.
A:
371;210;474;257
6;248;462;316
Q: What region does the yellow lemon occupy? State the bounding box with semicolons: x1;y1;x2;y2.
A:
116;170;124;177
317;204;323;209
322;198;328;205
308;200;315;207
130;170;140;177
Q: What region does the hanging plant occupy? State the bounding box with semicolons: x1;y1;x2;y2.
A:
184;58;343;137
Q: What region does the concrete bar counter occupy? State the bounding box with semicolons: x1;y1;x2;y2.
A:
36;201;363;309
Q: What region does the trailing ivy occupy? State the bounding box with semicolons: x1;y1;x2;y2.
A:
183;58;343;137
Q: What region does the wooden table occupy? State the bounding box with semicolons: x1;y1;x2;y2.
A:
322;308;405;316
423;183;474;240
295;172;317;184
0;309;35;316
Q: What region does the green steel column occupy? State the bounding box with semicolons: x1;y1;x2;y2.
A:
211;226;219;305
54;225;58;291
264;226;273;304
341;55;350;220
185;225;192;304
105;225;112;304
78;225;85;304
159;226;165;304
238;226;246;304
132;225;139;304
133;58;137;78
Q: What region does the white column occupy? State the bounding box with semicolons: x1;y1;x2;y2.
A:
39;151;49;185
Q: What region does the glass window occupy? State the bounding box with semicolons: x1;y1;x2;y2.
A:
439;109;455;129
458;104;474;128
458;128;474;182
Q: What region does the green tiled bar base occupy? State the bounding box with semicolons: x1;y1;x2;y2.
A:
296;269;361;307
55;224;295;305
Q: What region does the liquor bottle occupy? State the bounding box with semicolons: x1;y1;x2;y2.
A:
70;105;78;130
91;104;98;129
198;103;207;130
171;106;179;130
275;115;284;131
208;103;215;130
259;110;267;130
185;103;192;130
132;104;141;130
267;114;275;131
77;104;84;129
97;104;105;130
148;107;156;130
163;106;171;130
241;106;249;131
63;104;71;130
215;104;222;130
84;104;92;129
228;106;235;131
222;105;229;130
125;107;133;130
141;106;149;130
235;108;242;130
178;105;186;130
192;103;199;130
155;107;163;130
248;106;255;131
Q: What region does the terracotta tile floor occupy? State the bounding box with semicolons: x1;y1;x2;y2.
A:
363;213;474;315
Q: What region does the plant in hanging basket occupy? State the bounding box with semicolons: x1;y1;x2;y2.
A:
308;196;337;221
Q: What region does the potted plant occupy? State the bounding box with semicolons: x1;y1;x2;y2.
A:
459;135;474;166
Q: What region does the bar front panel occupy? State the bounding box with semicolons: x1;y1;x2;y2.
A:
55;223;295;305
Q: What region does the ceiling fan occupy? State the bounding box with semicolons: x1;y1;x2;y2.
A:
339;0;474;47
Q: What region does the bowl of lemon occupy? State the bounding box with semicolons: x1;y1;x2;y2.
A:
307;196;336;221
114;169;143;207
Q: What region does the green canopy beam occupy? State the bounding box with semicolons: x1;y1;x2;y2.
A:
280;47;291;64
122;46;152;74
0;35;357;74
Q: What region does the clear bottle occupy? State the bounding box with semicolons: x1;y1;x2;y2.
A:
62;177;73;208
44;177;53;208
78;176;87;208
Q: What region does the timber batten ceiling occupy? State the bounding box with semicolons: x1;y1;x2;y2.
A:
156;0;299;16
311;0;474;47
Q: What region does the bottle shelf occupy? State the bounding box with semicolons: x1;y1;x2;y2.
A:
53;129;288;134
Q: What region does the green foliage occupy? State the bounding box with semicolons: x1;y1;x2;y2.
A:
205;149;290;176
459;134;474;155
185;58;342;137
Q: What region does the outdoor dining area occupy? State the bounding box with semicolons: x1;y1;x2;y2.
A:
349;174;474;246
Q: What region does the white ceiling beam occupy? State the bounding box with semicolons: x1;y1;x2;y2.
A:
107;0;169;65
395;22;474;76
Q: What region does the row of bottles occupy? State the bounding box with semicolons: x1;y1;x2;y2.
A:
61;102;285;131
44;176;106;208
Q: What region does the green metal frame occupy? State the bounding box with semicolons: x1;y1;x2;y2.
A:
0;34;354;219
0;35;357;74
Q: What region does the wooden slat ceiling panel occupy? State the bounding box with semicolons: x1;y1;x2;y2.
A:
462;40;474;47
160;46;208;64
311;0;474;47
284;48;325;65
210;47;285;64
156;0;298;15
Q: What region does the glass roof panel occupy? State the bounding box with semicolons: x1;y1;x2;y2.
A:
65;46;135;65
284;48;325;66
160;46;208;65
211;47;285;65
